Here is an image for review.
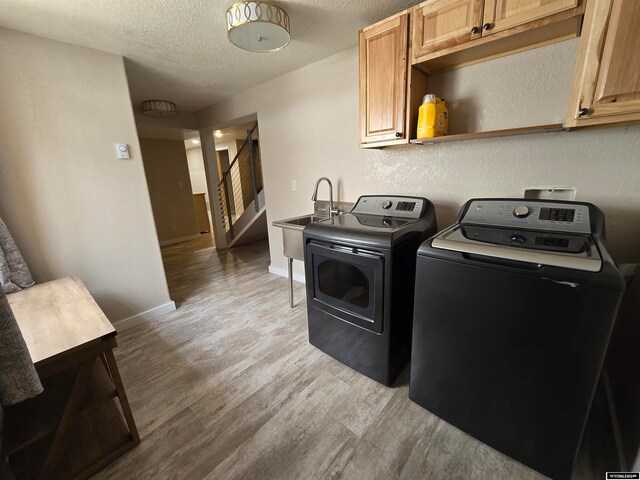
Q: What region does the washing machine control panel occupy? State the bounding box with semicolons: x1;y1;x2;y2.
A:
462;200;591;233
352;196;425;219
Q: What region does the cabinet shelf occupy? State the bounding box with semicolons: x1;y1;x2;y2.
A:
410;123;565;145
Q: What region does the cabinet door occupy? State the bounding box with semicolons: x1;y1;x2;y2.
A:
566;0;640;127
482;0;578;35
413;0;484;58
360;14;409;144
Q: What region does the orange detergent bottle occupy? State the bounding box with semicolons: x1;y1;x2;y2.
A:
417;94;448;139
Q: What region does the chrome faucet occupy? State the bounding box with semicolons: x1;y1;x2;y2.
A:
311;177;338;217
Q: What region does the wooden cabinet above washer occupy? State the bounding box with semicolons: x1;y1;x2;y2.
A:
566;0;640;127
412;0;485;58
412;0;584;71
482;0;579;36
358;0;587;148
359;13;408;145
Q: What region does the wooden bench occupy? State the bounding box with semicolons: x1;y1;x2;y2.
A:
2;276;139;479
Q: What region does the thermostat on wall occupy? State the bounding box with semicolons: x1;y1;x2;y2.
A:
115;143;130;159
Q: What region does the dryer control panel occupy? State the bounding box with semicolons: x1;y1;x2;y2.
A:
352;196;426;219
462;200;591;234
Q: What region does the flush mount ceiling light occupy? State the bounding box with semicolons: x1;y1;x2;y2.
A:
142;100;177;117
226;1;290;53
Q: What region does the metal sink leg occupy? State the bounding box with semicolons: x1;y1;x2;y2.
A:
288;257;294;308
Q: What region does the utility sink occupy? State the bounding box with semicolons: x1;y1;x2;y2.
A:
272;214;329;260
272;200;354;309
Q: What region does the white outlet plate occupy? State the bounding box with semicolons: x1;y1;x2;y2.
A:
524;187;576;201
291;179;297;191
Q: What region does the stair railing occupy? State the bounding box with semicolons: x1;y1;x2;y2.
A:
217;123;262;240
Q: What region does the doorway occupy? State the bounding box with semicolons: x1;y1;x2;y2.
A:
137;128;209;247
209;121;267;248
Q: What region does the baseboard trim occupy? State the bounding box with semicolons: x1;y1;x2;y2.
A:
114;301;177;331
159;234;202;247
269;265;305;284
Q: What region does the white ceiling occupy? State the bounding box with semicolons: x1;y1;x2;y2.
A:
0;0;418;112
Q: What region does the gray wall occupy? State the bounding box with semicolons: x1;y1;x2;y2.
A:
0;27;172;323
196;39;640;280
141;139;199;244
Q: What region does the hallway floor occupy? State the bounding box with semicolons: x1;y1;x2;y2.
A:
91;237;608;480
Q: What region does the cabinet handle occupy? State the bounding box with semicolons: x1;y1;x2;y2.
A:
483;23;492;31
578;108;589;117
471;26;480;34
395;132;402;138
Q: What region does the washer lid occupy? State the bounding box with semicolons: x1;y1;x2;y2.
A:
431;225;602;272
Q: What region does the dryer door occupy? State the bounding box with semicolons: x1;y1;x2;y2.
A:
306;241;384;333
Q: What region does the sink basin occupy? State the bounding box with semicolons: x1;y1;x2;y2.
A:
273;214;330;260
271;201;355;309
274;214;327;229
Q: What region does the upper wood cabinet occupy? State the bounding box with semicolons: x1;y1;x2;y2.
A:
413;0;583;66
358;1;593;148
566;0;640;127
359;13;409;146
482;0;578;36
413;0;484;58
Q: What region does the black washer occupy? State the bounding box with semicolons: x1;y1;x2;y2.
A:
410;198;625;479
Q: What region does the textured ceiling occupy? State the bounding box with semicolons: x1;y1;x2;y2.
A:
0;0;418;111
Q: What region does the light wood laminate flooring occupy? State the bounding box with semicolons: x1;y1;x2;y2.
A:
92;235;609;480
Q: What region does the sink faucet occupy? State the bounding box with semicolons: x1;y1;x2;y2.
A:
311;177;338;217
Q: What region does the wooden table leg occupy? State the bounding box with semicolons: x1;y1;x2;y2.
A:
40;358;95;480
104;349;140;444
99;353;111;381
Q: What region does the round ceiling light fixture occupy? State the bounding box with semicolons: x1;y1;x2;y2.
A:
226;1;290;53
142;100;177;117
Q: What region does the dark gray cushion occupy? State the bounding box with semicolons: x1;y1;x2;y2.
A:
0;217;34;294
0;288;42;406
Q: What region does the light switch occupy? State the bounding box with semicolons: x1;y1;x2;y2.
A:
291;179;297;191
115;143;130;159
